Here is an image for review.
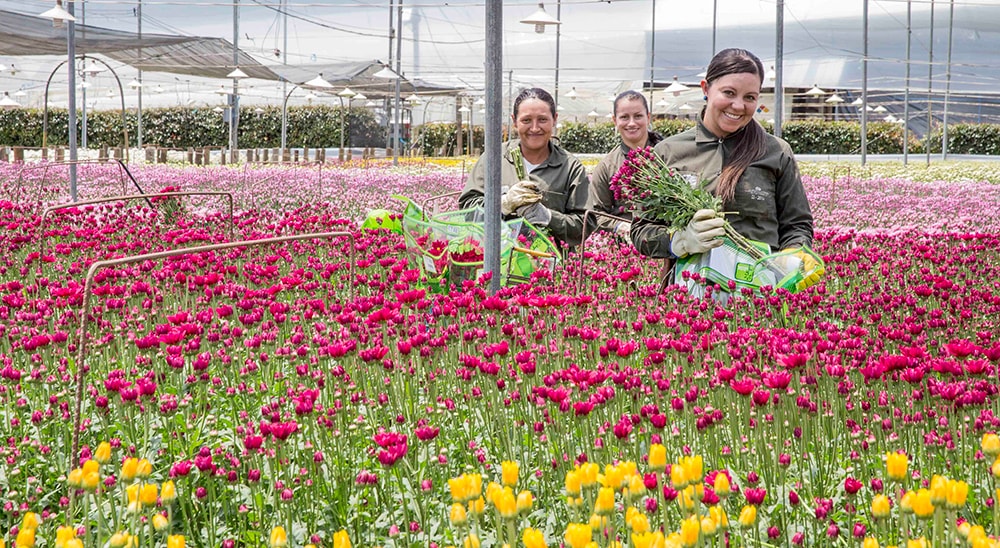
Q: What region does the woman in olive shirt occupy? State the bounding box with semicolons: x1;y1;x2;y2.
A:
631;48;814;265
459;87;590;247
588;90;662;238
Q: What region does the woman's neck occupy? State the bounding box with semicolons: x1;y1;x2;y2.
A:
623;135;648;150
520;143;550;165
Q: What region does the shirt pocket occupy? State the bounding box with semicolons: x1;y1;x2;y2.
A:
733;166;776;220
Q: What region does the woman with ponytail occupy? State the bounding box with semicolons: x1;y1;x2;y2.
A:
631;48;814;274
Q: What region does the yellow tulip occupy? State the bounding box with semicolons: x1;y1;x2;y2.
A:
82;471;101;492
135;459;152;479
565;469;582;496
332;530;351;548
957;522;972;538
463;533;481;548
450;502;468;526
679;515;700;547
579;463;599;488
713;473;731;498
467;496;485;516
738;505;757;528
676;486;696;512
626;474;647;500
108;532;131;548
15;528;35;548
991;457;1000;479
631;531;657;548
670;462;688;489
709;506;729;530
67;468;83;488
152;514;169;532
588;514;608;530
679;456;703;483
82;459;100;475
64;540;83;548
946;480;969;508
269;526;288;548
448;475;470;502
121;458;139;482
630;512;650;534
602;464;625;490
94;442;112;464
967;525;987;544
166;535;185;548
564;523;593;548
517;490;534;514
863;538;880;548
161;480;177;505
139;483;158;507
495;487;517;519
522;528;547;548
872;494;891;518
700;515;717;537
907;538;927;548
929;476;947;505
886;452;908;482
648;444;667;472
911;489;934;519
21;512;41;531
56;526;76;548
900;491;915;514
594;487;615;516
501;460;519;487
485;482;503;506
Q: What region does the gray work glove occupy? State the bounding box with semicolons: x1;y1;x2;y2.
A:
516;202;552;227
501;180;543;215
613;221;632;238
670;209;725;257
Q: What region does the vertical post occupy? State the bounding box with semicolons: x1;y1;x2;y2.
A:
232;0;240;162
68;0;79;201
485;0;502;294
942;0;954;160
904;0;911;165
861;0;868;165
554;0;561;106
926;0;934;167
712;0;717;55
648;0;655;105
81;1;87;151
137;0;143;152
393;0;403;166
773;0;784;139
281;0;288;153
386;0;394;153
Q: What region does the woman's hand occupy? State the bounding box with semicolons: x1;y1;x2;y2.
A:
501;181;543;215
670;209;725;257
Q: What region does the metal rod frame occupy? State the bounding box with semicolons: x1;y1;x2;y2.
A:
15;159;128;205
69;231;356;469
577;209;631;293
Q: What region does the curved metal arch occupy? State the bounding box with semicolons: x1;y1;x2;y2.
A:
42;54;130;162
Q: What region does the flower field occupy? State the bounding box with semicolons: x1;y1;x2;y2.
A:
2;160;1000;548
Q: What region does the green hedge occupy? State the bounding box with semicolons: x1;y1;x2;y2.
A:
0;106;385;149
412;123;487;156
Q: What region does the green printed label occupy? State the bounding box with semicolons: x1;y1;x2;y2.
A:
735;262;755;282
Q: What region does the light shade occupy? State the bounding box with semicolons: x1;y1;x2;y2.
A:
305;74;334;88
373;66;400;79
654;98;670;108
40;1;76;23
364;100;378;107
458;105;471;113
825;93;845;104
304;92;318;101
805;84;826;96
873;105;887;113
154;85;165;94
587;109;599;117
14;89;26;97
227;68;249;79
405;93;420;102
565;87;578;99
473;97;485;106
765;66;776;81
338;87;357;98
213;85;230;95
520;3;561;34
0;92;21;108
128;79;144;89
678;103;693;111
353;92;367;100
851;97;864;106
665;76;689;94
212;106;225;113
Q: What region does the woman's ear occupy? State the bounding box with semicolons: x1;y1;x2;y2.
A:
700;80;709;99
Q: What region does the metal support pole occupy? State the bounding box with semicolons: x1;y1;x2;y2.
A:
67;1;78;201
554;0;561;105
392;0;403;166
282;0;288;153
861;0;868;165
712;0;717;55
926;0;935;167
485;0;502;294
773;0;784;138
137;0;143;152
648;0;655;105
904;0;911;165
231;0;240;162
942;0;954;160
81;1;87;151
386;0;394;153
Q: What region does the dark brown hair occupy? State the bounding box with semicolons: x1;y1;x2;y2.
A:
704;48;768;202
513;87;557;118
613;90;649;116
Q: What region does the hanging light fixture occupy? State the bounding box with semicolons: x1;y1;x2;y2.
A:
664;76;689;96
373;65;400;79
851;97;864;106
765;66;776;82
304;74;334;88
873;105;887;113
519;3;561;34
213;84;230;95
227;67;248;79
458;105;471;113
587;108;599;118
565;87;579;99
128;79;144;89
405;93;421;103
338;87;357;99
0;92;21;109
353;93;368;101
40;0;76;27
804;84;826;96
825;94;845;104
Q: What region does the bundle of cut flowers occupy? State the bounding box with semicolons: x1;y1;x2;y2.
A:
610;146;765;260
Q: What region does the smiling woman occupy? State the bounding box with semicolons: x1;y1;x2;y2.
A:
458;87;592;247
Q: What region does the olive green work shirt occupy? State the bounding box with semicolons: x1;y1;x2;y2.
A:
630;120;814;258
588;133;663;231
459;139;592;246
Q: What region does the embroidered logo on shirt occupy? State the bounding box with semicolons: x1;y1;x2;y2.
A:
747;185;772;202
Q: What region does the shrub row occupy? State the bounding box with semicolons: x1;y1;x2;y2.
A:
0;106;385;149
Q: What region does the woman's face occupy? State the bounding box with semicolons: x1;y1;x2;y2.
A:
614;98;649;148
513;98;556;155
701;72;761;138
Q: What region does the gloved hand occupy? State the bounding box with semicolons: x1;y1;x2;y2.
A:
613;221;632;239
516;202;552;227
781;247;826;290
670;209;725;257
501;180;543;215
